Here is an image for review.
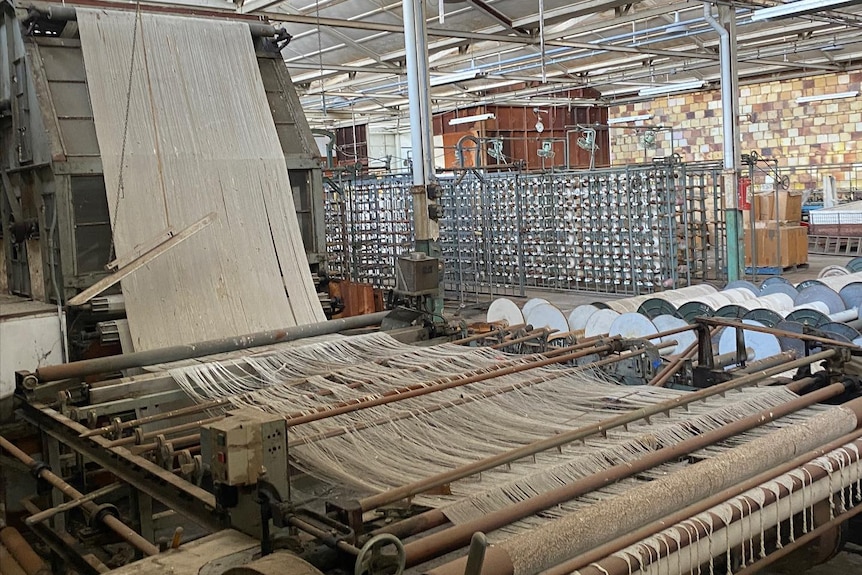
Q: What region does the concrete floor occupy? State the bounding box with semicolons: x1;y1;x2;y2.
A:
448;253;862;574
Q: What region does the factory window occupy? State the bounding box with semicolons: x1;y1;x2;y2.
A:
71;176;112;274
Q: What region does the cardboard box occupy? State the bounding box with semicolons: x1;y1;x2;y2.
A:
744;223;808;268
756;191;802;223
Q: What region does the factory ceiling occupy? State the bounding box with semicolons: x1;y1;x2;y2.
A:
240;0;862;126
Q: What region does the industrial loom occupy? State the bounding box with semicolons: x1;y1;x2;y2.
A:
3;3;862;575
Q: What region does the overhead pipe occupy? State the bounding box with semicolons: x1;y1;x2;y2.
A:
704;4;742;281
26;2;280;36
30;311;389;383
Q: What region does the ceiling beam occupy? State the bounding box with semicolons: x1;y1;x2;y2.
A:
464;0;527;34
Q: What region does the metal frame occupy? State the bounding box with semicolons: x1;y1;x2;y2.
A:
325;159;728;301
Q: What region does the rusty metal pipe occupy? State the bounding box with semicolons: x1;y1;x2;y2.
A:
19;498;111;574
413;378;848;571
287;516;360;556
0;528;50;575
107;416;222;447
369;509;449;539
24;482;123;526
130;434;201;455
293;345;651;448
284;343;618;427
81;400;229;438
648;340;698;387
359;350;835;515
701;317;862;349
736;351;798;374
0;436;159;556
449;325;527;345
543;425;862;575
0;545;29;575
489;329;554;350
366;348;687;541
33;311;390;383
82;336;616;439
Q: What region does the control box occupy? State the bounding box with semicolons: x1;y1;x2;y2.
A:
201;408;287;489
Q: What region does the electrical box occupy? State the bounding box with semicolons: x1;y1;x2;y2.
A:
395;253;439;296
202;409;287;488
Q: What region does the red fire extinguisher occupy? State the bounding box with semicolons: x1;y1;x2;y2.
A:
738;176;751;210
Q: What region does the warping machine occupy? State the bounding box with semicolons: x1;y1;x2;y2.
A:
8;272;862;575
0;0;328;342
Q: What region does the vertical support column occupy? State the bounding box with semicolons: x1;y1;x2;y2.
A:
705;4;742;281
137;492;154;544
402;0;443;313
44;436;65;533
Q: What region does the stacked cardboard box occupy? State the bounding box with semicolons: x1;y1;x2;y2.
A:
743;190;807;270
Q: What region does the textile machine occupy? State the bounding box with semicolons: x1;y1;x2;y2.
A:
6;300;862;575
4;3;862;575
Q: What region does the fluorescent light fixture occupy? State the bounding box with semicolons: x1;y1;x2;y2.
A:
608;114;654;125
751;0;860;21
796;90;859;103
430;70;486;87
448;113;495;125
638;80;705;96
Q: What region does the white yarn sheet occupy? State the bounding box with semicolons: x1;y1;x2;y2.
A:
78;9;324;351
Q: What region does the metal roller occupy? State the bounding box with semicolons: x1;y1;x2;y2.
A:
819;265;851;278
567;305;600;332
775;320;810;356
715;304;747;319
723;280;760;295
817;322;862;344
487;298;525;328
759;282;799;300
677;301;716;323
637;298;679;320
848;256;862;273
608;313;660;342
603;284;717;313
742;308;784;328
785;308;831;327
793;284;846;314
840;283;862;308
716;320;782;369
796;279;825;291
652;314;696;355
522;298;550;318
817;271;862;292
761;276;793;288
524;303;569;339
584;309;622;338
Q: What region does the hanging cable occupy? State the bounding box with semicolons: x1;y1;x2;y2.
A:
108;0;142;263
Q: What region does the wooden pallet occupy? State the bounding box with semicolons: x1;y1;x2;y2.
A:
745;263;810;276
808;235;862;256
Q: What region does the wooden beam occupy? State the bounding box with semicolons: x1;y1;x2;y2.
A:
68;212;216;307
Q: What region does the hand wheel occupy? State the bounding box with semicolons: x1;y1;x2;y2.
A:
354;534;406;575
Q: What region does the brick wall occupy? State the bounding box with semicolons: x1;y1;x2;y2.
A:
608;71;862;191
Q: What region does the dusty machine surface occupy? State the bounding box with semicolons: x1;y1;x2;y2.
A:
0;0;328;357
5;303;862;575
